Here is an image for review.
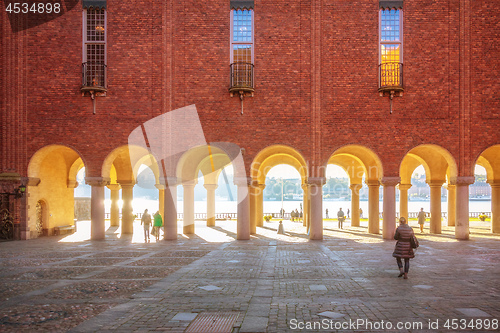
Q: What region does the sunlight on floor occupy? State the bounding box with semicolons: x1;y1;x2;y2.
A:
59;218;499;244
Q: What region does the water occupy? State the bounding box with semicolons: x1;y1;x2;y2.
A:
105;199;493;215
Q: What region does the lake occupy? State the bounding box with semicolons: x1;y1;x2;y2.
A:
106;198;493;216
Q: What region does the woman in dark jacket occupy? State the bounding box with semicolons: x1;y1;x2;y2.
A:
393;217;416;279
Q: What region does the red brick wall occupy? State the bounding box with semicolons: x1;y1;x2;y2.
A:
1;0;500;179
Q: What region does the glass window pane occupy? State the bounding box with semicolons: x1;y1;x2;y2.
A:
233;45;252;63
86;9;105;42
233;9;252;42
381;44;400;63
381;9;400;42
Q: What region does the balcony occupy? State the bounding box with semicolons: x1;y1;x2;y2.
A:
229;62;254;96
81;62;107;94
378;62;403;93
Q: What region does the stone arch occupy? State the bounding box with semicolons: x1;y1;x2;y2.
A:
328;145;384;182
176;143;244;234
399;144;458;235
251;145;308;184
101;144;154;235
475;144;500;233
476;145;500;182
132;154;161;186
327;145;384;233
250;145;309;235
27;144;84;238
401;144;458;184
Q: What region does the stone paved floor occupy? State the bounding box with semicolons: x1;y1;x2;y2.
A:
1;219;499;332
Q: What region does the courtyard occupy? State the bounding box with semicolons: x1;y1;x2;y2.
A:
0;219;499;332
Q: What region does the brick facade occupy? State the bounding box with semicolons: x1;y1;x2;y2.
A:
1;0;500;237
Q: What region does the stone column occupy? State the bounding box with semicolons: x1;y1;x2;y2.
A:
86;177;109;240
308;177;325;240
350;183;362;227
382;177;400;240
235;177;250;240
455;177;474;239
256;184;265;227
23;177;41;240
428;180;444;234
107;184;121;227
119;181;135;234
183;180;196;234
398;183;412;222
302;184;309;228
163;178;178;240
155;184;165;223
445;184;456;226
204;184;218;227
367;180;380;234
488;181;500;234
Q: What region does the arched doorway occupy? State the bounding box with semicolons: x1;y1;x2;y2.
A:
251;145;308;236
400;144;458;236
327;145;383;235
28;145;84;238
476;144;500;233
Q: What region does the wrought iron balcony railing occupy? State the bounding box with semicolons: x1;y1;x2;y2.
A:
229;62;254;94
81;62;107;93
379;62;403;92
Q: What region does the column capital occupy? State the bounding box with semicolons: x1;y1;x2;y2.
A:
85;177;110;187
397;183;412;191
426;179;446;187
182;180;197;187
25;177;40;187
450;176;475;186
307;177;326;186
155;183;166;190
67;180;79;188
233;176;252;186
117;180;136;187
249;180;265;189
487;179;500;187
380;177;401;187
349;183;363;190
365;179;380;187
107;184;121;191
204;184;218;190
443;183;456;190
159;177;181;187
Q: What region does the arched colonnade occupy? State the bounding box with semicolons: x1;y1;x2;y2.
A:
25;143;500;241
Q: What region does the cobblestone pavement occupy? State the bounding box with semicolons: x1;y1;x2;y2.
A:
1;219;499;332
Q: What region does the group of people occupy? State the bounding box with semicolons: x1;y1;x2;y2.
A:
140;209;163;242
290;209;302;222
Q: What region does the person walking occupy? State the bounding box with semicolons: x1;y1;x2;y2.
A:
417;208;426;233
153;211;163;242
141;209;152;242
347;208;350;219
393;217;417;279
325;208;329;219
337;208;345;229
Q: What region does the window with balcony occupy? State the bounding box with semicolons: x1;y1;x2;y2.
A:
82;2;107;95
229;2;254;95
379;5;403;92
